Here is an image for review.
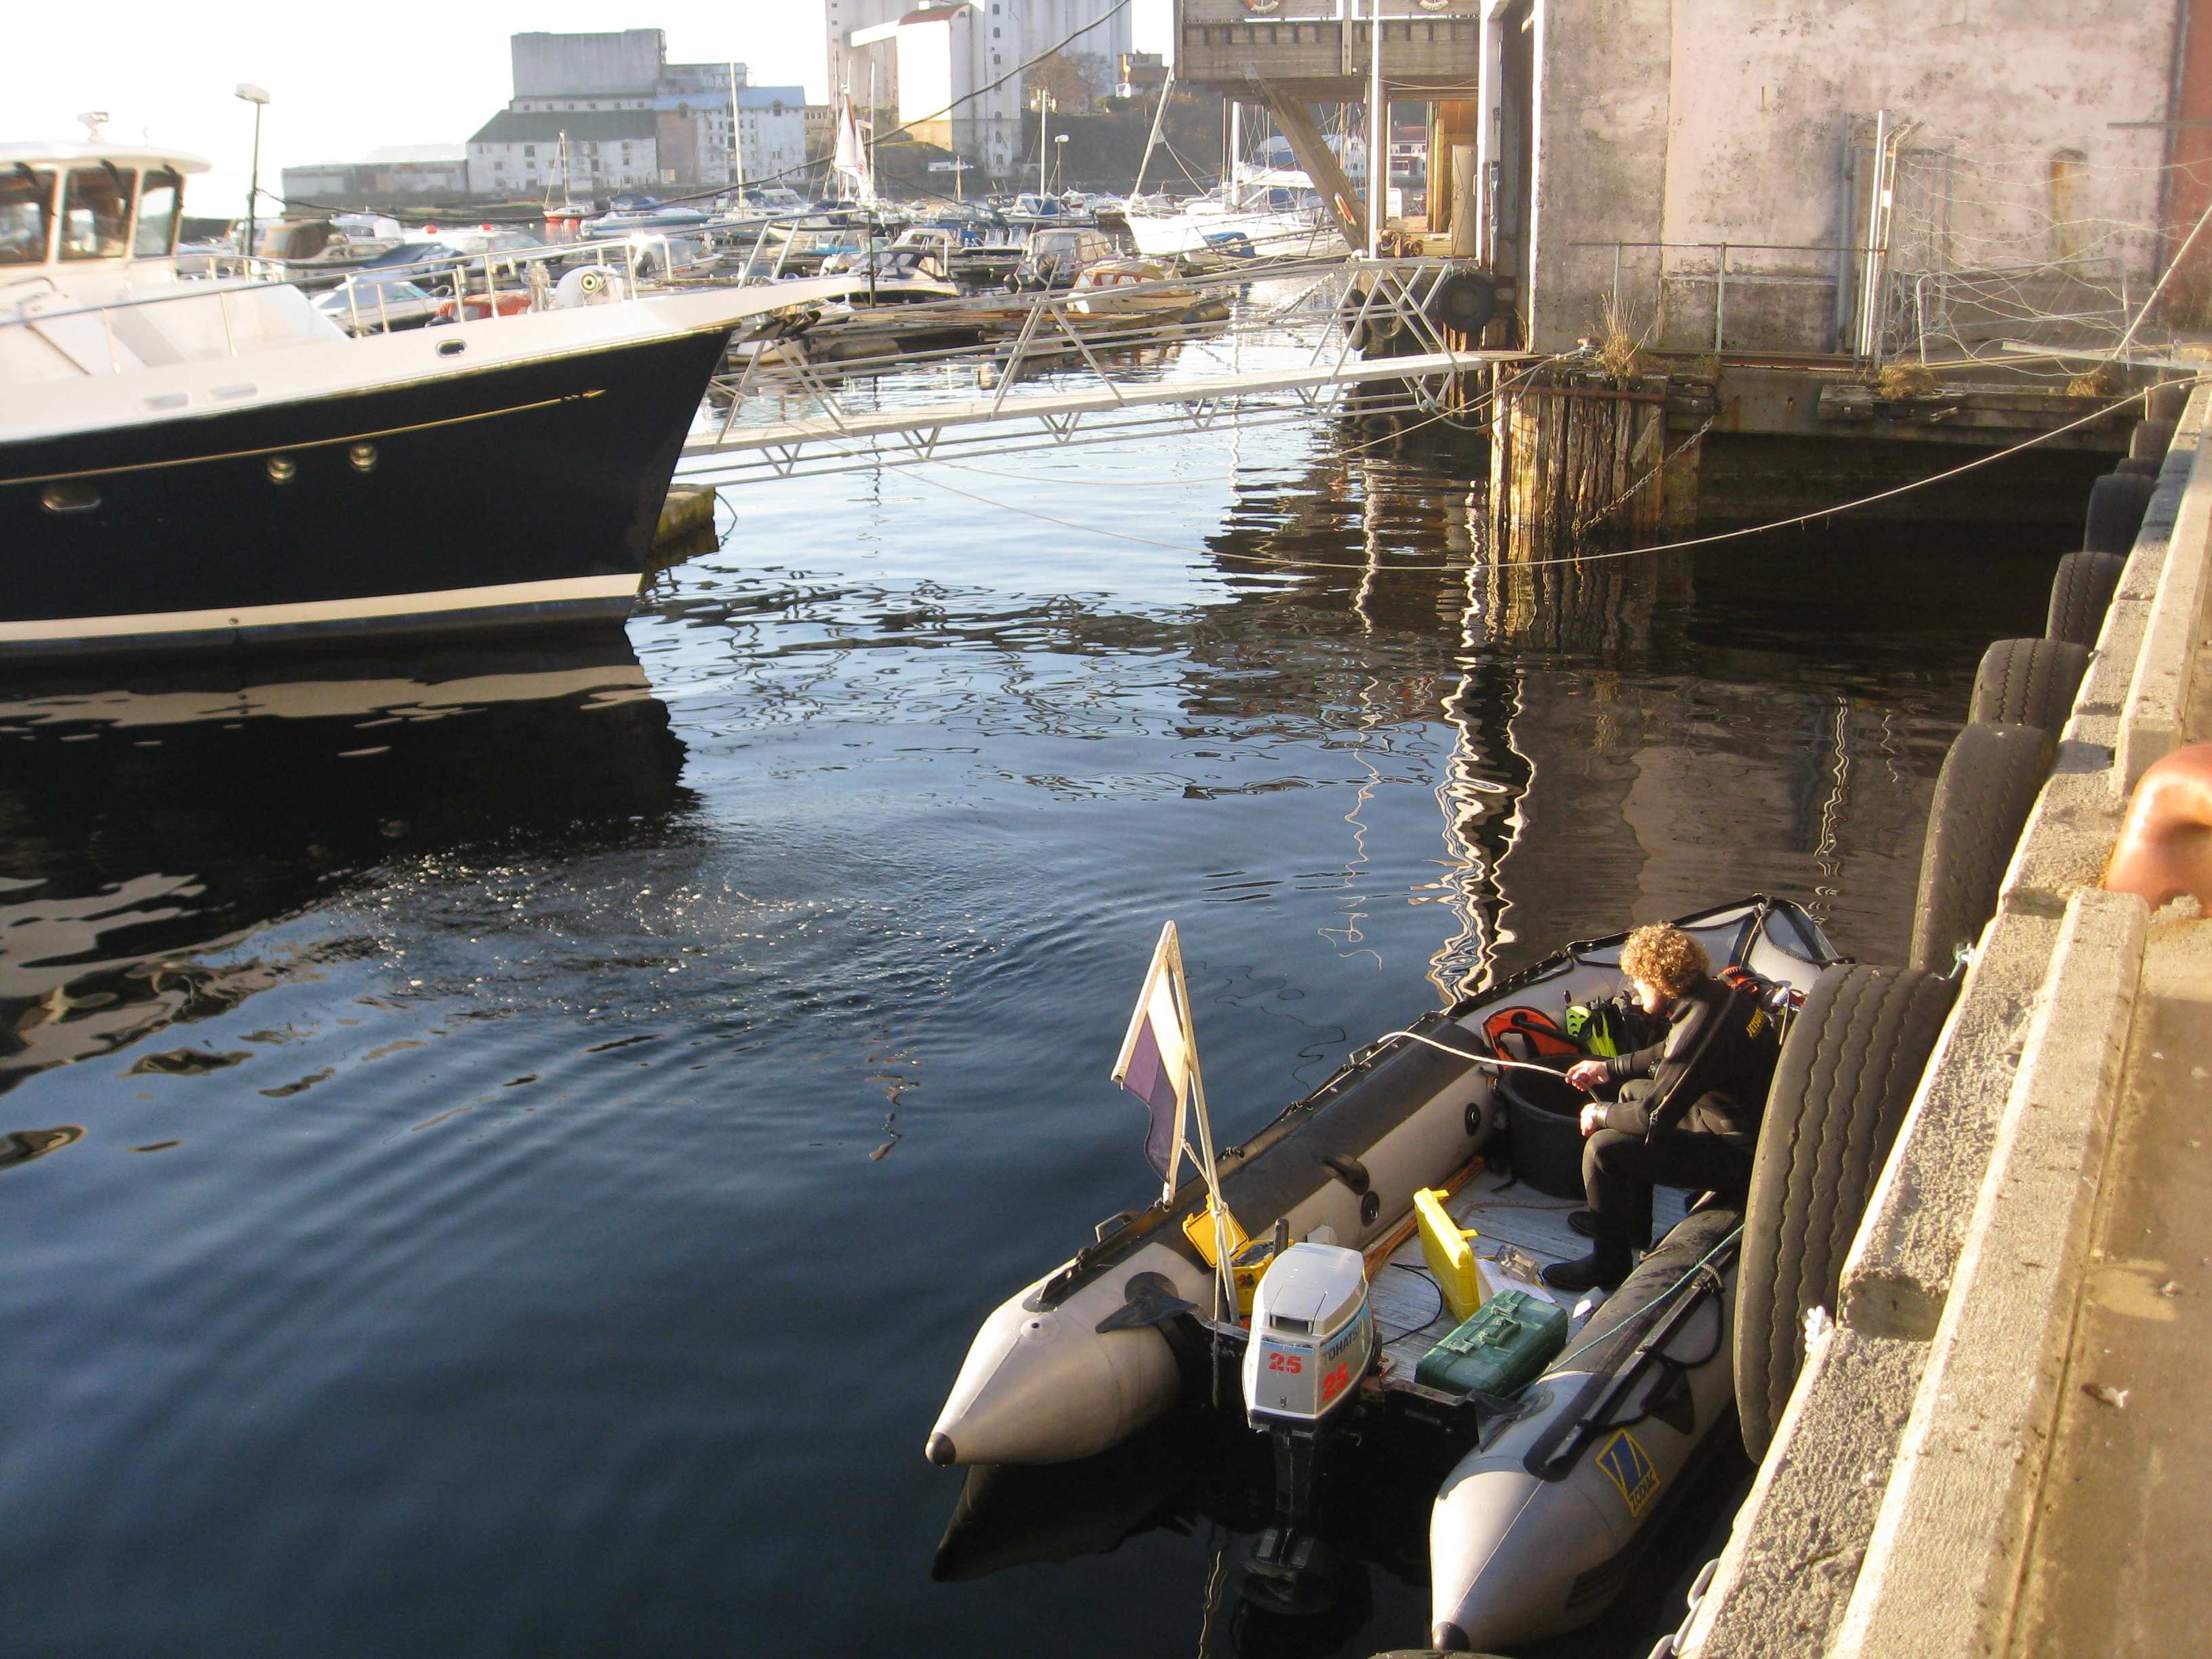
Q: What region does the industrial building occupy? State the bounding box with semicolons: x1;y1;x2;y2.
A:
465;29;807;197
281;155;469;205
828;1;1134;184
1173;0;2190;359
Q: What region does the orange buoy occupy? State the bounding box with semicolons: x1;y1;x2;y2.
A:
2104;743;2212;909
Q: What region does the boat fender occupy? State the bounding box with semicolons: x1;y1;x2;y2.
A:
1428;268;1498;336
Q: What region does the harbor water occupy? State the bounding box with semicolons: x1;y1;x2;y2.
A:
0;397;2061;1656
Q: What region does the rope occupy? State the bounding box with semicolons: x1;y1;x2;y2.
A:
0;390;600;489
905;376;2200;575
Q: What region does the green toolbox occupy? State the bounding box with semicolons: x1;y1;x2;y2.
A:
1414;1288;1570;1397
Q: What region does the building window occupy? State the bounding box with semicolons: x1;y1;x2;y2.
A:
524;144;535;157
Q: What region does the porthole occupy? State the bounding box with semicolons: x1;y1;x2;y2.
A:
266;455;296;484
348;443;377;473
436;339;466;357
40;481;100;514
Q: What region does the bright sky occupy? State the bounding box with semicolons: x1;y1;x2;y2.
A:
8;0;1173;214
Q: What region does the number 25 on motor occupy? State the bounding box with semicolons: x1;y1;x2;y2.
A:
1267;1351;1304;1374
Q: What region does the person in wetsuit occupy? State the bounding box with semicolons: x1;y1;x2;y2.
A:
1540;923;1780;1293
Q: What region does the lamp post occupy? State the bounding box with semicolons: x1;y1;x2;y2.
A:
235;83;270;262
1053;133;1069;194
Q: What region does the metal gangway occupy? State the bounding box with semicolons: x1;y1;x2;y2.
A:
676;257;1526;489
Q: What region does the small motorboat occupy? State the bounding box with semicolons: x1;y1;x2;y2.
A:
1008;226;1120;292
1067;258;1200;316
812;245;962;306
926;896;1835;1469
1124;168;1349;268
310;275;443;335
580;194;709;237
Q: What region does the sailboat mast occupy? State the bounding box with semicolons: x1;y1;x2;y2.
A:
729;62;745;197
1132;69;1173;201
1368;0;1385;256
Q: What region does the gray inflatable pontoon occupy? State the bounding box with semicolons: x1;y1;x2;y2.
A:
1427;1203;1744;1652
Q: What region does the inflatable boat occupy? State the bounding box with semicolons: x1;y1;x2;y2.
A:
926;897;2003;1655
925;897;1837;1471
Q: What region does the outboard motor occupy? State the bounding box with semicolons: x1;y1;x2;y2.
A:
1238;1242;1376;1612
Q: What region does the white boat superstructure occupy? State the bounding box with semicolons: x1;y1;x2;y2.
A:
1125;169;1349;268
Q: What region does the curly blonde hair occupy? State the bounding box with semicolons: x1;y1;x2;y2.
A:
1618;923;1710;995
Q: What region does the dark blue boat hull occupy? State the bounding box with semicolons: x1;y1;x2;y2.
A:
1;327;729;661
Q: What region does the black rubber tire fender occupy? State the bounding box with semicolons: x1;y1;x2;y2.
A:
2130;417;2176;462
1968;637;2088;735
1734;964;1957;1456
2114;457;2159;480
2146;381;2187;422
1345;309;1402;354
1427;268;1498;336
1906;721;2053;973
2084;472;2156;554
2046;549;2125;647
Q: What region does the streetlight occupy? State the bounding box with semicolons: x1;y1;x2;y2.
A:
1053;133;1069;194
235;83;270;263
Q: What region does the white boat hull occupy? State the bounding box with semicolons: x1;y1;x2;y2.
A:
1125;209;1349;268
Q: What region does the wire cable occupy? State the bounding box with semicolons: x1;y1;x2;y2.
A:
904;375;2199;575
1373;1262;1449;1344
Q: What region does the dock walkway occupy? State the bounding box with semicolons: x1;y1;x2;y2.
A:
1681;380;2212;1659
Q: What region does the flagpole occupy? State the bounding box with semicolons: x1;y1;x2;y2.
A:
1164;925;1240;1324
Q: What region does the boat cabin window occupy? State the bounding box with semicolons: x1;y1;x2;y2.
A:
134;168;183;258
60;165;134;259
1;166;55;265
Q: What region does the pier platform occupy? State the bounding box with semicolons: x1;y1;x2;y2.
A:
1679;375;2212;1659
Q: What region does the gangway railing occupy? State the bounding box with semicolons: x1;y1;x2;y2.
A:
680;256;1520;487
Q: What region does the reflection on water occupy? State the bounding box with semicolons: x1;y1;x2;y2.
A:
0;1124;83;1168
0;392;2063;1659
0;635;687;1095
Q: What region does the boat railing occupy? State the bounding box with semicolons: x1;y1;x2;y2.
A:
312;232;713;333
0;233;716;365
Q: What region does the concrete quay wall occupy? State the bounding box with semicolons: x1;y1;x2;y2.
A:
1679;382;2211;1659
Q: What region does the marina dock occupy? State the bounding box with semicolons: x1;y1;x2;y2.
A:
1680;379;2212;1659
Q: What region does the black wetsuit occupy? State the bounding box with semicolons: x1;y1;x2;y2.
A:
1582;975;1780;1267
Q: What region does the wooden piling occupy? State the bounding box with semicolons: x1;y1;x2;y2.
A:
1487;369;1684;560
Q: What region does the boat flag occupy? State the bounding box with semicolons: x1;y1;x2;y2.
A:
1106;924;1247;1327
832;94;872;202
1111;922;1194;1185
1112;922;1240;1318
